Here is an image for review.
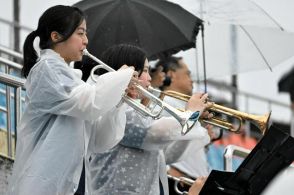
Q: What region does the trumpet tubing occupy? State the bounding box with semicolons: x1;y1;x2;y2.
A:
150;89;271;134
168;174;194;186
209;104;271;134
168;175;194;195
82;49;197;135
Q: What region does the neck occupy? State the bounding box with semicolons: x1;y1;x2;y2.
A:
52;47;71;64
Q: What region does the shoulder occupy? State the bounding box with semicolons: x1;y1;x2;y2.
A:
28;56;66;77
27;57;83;91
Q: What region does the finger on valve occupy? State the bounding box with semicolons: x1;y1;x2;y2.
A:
126;76;139;99
186;93;209;113
201;110;212;119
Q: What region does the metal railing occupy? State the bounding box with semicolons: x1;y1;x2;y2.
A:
0;17;33;32
0;16;33;51
223;144;294;172
0;45;24;159
206;79;290;107
0;45;23;60
223;144;251;171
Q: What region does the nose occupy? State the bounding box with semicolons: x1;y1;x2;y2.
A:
83;35;88;46
188;75;193;83
147;73;152;82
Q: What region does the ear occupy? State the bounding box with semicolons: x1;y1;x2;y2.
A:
51;31;62;43
167;70;176;80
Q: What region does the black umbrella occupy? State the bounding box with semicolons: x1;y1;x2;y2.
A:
74;0;202;60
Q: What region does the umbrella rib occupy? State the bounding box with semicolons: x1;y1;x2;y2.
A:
248;0;284;31
239;25;272;72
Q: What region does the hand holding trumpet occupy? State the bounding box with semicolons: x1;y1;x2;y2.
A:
154;88;270;133
185;93;213;119
119;65;140;99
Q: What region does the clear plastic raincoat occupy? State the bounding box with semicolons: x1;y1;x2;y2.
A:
86;106;210;195
164;96;211;178
7;49;133;195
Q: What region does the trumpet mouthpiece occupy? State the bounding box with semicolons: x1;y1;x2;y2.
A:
82;49;89;56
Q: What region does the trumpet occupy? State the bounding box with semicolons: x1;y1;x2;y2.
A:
82;49;198;135
168;175;194;195
148;88;271;134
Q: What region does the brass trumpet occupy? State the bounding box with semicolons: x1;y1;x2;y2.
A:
82;49;198;135
148;88;271;134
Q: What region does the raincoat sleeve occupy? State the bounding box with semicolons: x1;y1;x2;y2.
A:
119;108;210;151
85;104;128;154
164;127;211;164
156;95;210;163
27;59;133;121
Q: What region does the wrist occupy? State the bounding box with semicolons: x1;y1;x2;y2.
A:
181;110;201;135
186;110;201;121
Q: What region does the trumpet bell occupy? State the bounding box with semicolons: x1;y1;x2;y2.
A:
250;111;271;135
209;103;271;134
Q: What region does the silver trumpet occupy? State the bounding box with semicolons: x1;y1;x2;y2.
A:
168;175;194;195
83;49;197;135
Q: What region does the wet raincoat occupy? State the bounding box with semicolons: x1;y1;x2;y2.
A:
7;49;133;195
86;106;210;195
164;95;211;179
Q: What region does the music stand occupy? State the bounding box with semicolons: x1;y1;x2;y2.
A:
199;125;294;195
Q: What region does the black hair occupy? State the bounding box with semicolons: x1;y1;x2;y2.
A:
155;56;183;88
155;56;183;73
74;44;147;81
22;5;85;78
101;44;147;75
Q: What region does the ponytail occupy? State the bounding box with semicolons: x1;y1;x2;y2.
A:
21;5;85;78
22;31;38;78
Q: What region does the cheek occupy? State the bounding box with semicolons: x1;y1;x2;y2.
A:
69;36;83;47
139;73;150;84
139;75;148;82
138;72;145;79
184;76;191;82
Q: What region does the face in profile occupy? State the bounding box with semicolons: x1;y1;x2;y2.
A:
172;60;193;95
138;59;151;89
127;58;151;99
55;19;88;63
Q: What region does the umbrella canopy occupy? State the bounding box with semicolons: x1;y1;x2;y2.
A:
167;0;294;80
74;0;202;60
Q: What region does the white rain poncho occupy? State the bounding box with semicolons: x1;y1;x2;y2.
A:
164;96;211;178
7;49;133;195
86;106;210;195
